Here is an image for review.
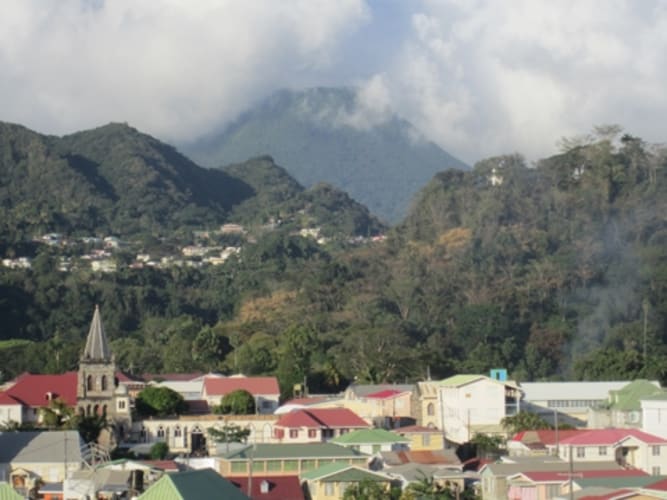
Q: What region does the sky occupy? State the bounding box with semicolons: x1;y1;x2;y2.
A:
2;0;666;164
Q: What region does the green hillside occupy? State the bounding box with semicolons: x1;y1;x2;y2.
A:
182;87;468;223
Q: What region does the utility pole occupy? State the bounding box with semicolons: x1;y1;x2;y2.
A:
554;410;559;457
643;299;649;367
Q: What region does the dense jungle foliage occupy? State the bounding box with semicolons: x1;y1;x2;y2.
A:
1;123;666;397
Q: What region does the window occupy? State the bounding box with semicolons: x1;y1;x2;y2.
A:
101;375;107;391
422;434;431;447
86;375;93;391
598;446;607;456
266;460;281;472
283;460;298;472
324;483;335;496
427;403;435;416
308;429;317;438
174;427;182;437
274;428;284;439
302;460;317;471
118;400;126;410
231;462;246;474
340;428;349;435
652;466;661;476
322;429;334;439
576;447;585;458
289;429;299;439
653;445;661;456
252;461;265;472
157;426;165;438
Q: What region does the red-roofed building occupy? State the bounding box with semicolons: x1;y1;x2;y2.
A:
202;375;280;414
556;429;667;475
0;372;78;425
508;429;586;457
229;475;305;500
273;408;370;443
507;469;648;500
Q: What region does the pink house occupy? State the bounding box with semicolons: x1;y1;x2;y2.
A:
273;408;370;443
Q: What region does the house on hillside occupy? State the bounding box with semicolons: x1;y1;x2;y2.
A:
272;408;370;443
342;384;418;426
202;375;280;414
557;429;667;475
507;429;583;457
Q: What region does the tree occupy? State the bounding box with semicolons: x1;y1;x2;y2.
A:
342;479;400;500
501;411;552;435
214;389;256;415
135;386;187;417
470;433;505;458
40;398;74;430
72;414;111;444
150;441;170;459
207;423;251;454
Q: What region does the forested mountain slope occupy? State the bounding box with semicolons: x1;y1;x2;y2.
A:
1;126;665;396
182;87;468;223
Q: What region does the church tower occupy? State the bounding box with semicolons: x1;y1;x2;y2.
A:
77;306;130;433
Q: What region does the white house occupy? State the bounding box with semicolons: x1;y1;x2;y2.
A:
557;428;667;476
641;392;667;440
438;373;522;444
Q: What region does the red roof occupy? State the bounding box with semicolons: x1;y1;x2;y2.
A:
365;389;404;399
275;408;369;429
229;475;304;500
558;428;667;446
204;376;280;396
394;450;461;465
515;469;647;483
0;372;78;407
115;371;145;383
0;393;21;405
646;478;667;491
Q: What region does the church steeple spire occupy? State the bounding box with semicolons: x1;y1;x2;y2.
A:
82;305;111;362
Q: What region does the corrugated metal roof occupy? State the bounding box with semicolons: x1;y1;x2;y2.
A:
221;443;368;460
609;380;663;411
330;428;409;445
0;483;23;500
275;408;369;429
229;475;304;500
138;468;249;500
558;428;667;446
0;430;82;463
520;381;636;401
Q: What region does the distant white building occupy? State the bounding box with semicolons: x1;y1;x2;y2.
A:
641;392;667;440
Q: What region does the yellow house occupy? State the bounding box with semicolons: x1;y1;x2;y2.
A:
301;462;394;500
395;425;445;451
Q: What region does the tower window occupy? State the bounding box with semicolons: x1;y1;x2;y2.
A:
101;375;107;391
86;375;93;391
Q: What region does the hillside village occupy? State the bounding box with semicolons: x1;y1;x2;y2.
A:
2;308;667;499
1;223;385;274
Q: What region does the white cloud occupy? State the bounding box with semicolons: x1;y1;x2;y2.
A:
0;0;369;142
1;0;666;164
369;0;667;162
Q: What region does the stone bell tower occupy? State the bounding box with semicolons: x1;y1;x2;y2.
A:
76;306;130;434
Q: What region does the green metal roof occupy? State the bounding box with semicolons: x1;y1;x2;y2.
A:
138;468;249;500
609;380;663;411
330;428;409;445
221;443;369;460
640;391;667;401
302;462;390;483
0;483;23;500
575;475;664;489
